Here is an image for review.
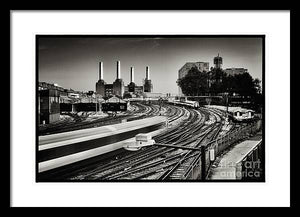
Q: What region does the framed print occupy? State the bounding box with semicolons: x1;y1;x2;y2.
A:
36;35;265;183
11;10;290;207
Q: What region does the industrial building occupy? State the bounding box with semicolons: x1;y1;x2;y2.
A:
38;89;60;124
39;81;101;121
39;82;64;93
177;54;251;96
95;61;125;98
112;61;125;97
127;67;136;92
134;86;144;94
178;61;209;95
104;84;114;97
225;68;248;76
177;54;231;95
95;62;105;97
39;81;84;98
178;62;210;80
143;66;153;92
125;66;144;96
101;96;127;112
95;61;152;98
38;60;156;124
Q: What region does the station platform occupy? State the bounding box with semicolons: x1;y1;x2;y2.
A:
208;132;263;180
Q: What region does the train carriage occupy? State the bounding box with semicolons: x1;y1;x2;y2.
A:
171;99;199;109
228;107;255;122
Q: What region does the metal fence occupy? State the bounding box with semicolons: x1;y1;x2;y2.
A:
235;140;263;180
183;120;262;180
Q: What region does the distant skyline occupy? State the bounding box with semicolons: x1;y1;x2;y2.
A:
38;36;263;94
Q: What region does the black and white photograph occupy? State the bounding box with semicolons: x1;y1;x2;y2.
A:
10;10;291;207
37;36;264;182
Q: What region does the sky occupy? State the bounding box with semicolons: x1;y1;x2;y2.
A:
38;37;263;94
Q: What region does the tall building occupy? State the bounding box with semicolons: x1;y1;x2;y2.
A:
178;61;209;95
113;79;124;97
39;89;60;124
95;61;153;98
96;61;106;96
213;53;223;69
127;66;136;92
143;66;153;92
95;61;125;98
178;62;209;80
225;68;248;76
112;61;125;97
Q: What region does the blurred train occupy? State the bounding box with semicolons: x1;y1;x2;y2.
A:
38;116;167;173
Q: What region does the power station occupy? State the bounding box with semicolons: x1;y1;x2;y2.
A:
112;61;125;97
127;67;136;92
143;66;153;92
96;61;153;98
95;61;105;97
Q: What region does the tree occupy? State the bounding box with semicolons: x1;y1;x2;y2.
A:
207;68;227;94
177;67;208;96
177;66;262;98
253;78;262;94
232;73;257;96
123;92;132;99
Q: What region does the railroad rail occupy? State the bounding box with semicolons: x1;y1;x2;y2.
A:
40;103;260;181
39;103;188;180
39;102;161;136
64;106;224;180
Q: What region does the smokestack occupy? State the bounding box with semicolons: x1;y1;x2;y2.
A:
130;67;134;83
117;61;121;79
146;66;150;80
99;62;103;80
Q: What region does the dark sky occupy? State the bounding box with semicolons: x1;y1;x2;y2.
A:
38;37;263;94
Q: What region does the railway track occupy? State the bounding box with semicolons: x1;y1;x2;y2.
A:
64;106;225;181
41;103;188;180
105;109;223;181
158;124;223;180
38;102;161;136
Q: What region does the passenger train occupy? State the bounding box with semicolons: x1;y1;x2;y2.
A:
38;116;167;173
171;99;200;109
